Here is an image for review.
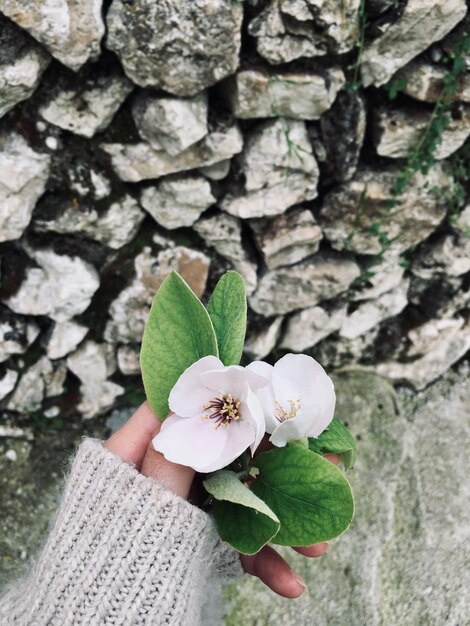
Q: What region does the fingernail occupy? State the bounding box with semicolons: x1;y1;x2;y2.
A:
293;573;307;594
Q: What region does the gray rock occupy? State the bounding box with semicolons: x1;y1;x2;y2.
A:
396;60;470;103
361;0;467;86
34;195;145;250
249;252;360;316
101;125;243;183
105;246;210;344
351;253;405;302
412;231;470;279
66;340;123;419
39;71;133;138
226;68;344;120
312;327;380;369
132;92;208;156
0;314;39;363
6;356;66;413
194;213;258;296
5;248;100;323
319;165;452;255
0;369;18;402
0;0;105;71
199;159;232;181
0;16;50;118
456;204;470;234
250;208;323;269
373;105;470;159
140;175;215;230
378;317;470;389
0;133;50;243
46;321;88;360
280;302;347;351
221;119;319;219
117;345;140;376
106;0;242;96
244;317;284;360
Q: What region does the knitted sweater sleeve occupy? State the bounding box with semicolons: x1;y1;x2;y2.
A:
0;438;244;626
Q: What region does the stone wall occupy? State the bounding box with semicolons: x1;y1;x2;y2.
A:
0;0;469;423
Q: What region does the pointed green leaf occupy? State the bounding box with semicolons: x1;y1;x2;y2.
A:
207;271;247;365
204;470;280;554
251;444;354;546
308;418;357;469
140;271;218;419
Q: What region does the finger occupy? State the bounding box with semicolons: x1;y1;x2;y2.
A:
240;546;306;599
293;542;328;558
324;453;340;465
140;431;195;500
104;402;159;468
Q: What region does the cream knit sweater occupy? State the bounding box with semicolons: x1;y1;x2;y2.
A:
0;438;243;625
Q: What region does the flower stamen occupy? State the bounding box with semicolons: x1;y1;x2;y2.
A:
202;394;241;429
274;399;301;422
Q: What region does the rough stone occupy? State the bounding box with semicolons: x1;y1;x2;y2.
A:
39;71;133;138
280;302;347;351
249;208;323;269
319;165;452;255
351;253;405;302
105;246;210;344
132;92;208;156
0;15;50;118
226;68;344;120
0;0;105;71
412;231;470;279
5;248;100;323
377;317;470;389
106;0;243;96
0;369;18;401
34;195;145;249
249;252;360;316
66;340;123;419
0;312;39;363
46;321;88;360
456;204;470;234
373;105;470;159
0;133;50;243
244;317;284;360
117;345;140;376
140;175;215;230
193;213;258;296
396;60;470;103
199;160;231;181
248;0;360;65
221;119;319;219
361;0;467;86
101;125;243;183
6;356;66;413
312;327;380;369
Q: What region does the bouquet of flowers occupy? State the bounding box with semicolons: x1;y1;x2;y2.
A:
140;270;356;554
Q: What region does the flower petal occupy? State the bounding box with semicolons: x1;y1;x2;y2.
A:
204;419;256;473
269;409;319;447
153;413;227;472
247;361;278;433
200;365;268;399
241;385;266;454
169;355;224;418
247;360;274;381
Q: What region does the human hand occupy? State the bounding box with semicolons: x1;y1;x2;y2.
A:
105;402;340;598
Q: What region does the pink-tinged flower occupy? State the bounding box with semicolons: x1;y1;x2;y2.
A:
248;354;335;447
152;355;268;472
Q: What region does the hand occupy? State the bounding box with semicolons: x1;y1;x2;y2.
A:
105;402;340;598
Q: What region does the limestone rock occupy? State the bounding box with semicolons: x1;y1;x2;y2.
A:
411;232;470;279
312;326;379;369
0;0;105;71
39;71;133;138
0;16;50;118
46;321;88;360
67;341;123;418
248;0;360;65
245;317;284;360
132;93;208;156
377;317;470;389
0;369;18;401
105;246;210;344
199;159;232;181
0;312;39;363
140;175;215;230
319;166;452;255
373;105;470;159
456;204;470;234
227;68;344;120
106;0;243;96
101;125;243;183
249;252;360;316
194;213;257;296
351;253;405;302
7;356;66;413
221;119;319;219
0;133;50;243
34;195;145;249
361;0;467;86
5;248;100;323
250;208;323;269
280;302;347;351
396;60;470;103
117;345;140;376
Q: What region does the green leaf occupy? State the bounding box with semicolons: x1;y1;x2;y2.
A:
251;444;354;546
204;470;280;554
308;418;357;469
140;271;218;419
207;271;247;365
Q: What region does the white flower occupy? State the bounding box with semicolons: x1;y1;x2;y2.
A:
248;353;335;447
152;355;268;472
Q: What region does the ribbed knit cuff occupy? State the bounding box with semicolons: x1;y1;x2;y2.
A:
0;438;243;626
